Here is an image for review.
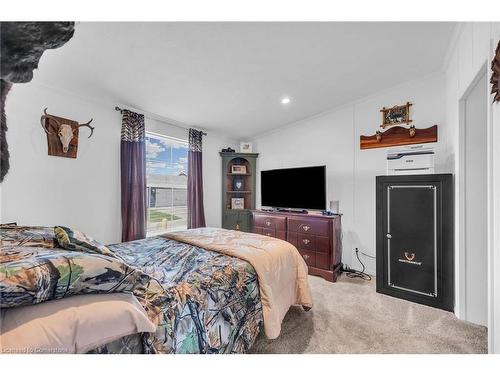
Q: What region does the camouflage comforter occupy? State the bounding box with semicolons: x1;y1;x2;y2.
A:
103;236;263;354
1;231;263;354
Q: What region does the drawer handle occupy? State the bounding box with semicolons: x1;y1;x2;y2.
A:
265;233;271;236
302;239;310;245
265;220;272;227
235;224;240;231
302;225;310;231
302;254;310;260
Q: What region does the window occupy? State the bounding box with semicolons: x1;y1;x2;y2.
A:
145;132;188;236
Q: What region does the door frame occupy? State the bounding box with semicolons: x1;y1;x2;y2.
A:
457;62;490;327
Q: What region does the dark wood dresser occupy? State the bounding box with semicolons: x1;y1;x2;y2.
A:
251;210;343;282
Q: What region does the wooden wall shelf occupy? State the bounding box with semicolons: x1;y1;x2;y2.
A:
360;125;438;150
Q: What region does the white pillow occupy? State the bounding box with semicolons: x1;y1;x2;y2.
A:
0;293;157;354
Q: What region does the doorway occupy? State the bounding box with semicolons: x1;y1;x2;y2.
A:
459;69;488;326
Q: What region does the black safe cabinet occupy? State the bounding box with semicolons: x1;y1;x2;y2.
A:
376;174;454;311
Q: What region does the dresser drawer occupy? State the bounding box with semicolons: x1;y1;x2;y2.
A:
297;233;315;251
260;228;286;240
315;236;330;253
253;214;286;231
316;253;330;269
288;217;329;236
298;249;316;267
262;228;276;238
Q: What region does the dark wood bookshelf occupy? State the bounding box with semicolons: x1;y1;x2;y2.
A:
220;152;259;232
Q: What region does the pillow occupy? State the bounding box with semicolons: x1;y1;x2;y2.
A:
0;246;160;309
0;293;157;353
0;225;56;248
54;226;115;258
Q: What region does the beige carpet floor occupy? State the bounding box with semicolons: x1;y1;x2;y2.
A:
250;275;487;354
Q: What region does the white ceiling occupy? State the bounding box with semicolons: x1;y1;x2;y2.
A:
34;22;456;139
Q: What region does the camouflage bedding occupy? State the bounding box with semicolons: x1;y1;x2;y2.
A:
104;237;263;354
0;227;263;354
0;226;57;248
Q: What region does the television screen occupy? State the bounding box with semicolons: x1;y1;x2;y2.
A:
261;166;326;210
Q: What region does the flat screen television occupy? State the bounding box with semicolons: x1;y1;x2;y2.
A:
261;165;326;210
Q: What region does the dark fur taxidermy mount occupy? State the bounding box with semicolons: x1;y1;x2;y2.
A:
491;40;500;103
0;22;75;182
0;80;12;182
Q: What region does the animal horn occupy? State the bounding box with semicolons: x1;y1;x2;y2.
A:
77;118;94;138
40;108;60;134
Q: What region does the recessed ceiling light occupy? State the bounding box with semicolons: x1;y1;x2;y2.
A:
281;97;291;105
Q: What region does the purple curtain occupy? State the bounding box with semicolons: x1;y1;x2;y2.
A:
120;109;146;242
187;128;206;229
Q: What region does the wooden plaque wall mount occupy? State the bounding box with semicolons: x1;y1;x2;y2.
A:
360;124;437;150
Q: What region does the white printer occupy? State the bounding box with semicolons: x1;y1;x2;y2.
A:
387;145;435;175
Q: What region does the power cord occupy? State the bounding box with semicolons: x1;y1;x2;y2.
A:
343;248;373;281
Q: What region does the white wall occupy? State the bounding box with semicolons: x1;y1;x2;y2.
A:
1;83;122;244
443;22;500;353
253;74;448;275
0;82;237;244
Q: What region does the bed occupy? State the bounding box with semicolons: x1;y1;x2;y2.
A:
0;225;312;354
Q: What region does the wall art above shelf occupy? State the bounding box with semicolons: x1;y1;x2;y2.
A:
360;125;437;150
380;102;412;129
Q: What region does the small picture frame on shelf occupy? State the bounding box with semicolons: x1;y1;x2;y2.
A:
231;165;247;174
231;198;245;210
240;142;253;153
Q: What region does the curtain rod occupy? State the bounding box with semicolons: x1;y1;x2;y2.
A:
114;106;207;136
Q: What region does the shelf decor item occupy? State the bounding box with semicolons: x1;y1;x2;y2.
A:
232;175;244;191
231;198;245;210
380;102;412;129
240;142;253;153
491;39;500;103
231;165;247;174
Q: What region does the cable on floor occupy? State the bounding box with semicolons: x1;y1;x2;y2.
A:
343;248;372;281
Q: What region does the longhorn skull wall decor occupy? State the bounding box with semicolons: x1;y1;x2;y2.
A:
40;108;94;158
